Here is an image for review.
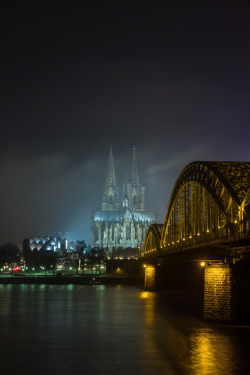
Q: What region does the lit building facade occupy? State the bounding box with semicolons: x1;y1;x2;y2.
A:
23;235;68;255
89;147;157;252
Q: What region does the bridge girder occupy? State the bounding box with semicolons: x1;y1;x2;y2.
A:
144;224;163;255
143;161;250;256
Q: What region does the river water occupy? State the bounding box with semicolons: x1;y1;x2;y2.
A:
0;284;250;375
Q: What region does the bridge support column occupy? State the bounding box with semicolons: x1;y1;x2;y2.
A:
144;261;204;291
144;265;156;290
204;262;250;324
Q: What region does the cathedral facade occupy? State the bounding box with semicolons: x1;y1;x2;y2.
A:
89;147;157;252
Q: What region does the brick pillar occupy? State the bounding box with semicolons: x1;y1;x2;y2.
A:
204;264;232;323
144;266;155;290
204;262;250;324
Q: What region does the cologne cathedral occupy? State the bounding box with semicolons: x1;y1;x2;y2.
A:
89;147;157;252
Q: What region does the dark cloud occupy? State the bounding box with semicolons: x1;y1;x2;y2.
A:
0;0;249;244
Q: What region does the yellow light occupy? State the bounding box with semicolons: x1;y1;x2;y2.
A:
207;229;209;233
143;264;147;268
144;266;155;290
200;262;205;267
234;220;237;223
189;235;192;239
197;233;200;236
140;291;150;299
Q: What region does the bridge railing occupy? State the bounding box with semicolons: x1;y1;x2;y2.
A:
143;231;250;257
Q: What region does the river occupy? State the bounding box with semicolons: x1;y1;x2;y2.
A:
0;284;249;375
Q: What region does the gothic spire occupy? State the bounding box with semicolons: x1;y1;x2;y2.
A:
102;146;119;211
106;146;116;186
122;174;129;208
130;145;139;186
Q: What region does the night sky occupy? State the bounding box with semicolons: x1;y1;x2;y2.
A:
1;0;249;245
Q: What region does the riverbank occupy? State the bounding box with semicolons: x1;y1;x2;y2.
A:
0;275;143;285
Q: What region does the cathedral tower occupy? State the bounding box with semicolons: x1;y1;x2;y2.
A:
89;147;157;253
101;146;119;211
123;146;145;211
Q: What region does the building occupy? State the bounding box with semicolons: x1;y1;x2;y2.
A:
89;146;157;254
23;234;68;256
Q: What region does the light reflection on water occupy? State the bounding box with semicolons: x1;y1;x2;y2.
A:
0;285;250;375
188;328;234;375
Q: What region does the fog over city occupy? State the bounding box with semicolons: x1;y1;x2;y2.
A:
1;0;249;244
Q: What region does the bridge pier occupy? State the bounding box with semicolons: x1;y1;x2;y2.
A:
204;261;250;324
144;259;250;324
144;261;204;291
144;265;156;290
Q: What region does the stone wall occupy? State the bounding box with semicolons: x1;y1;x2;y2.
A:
204;262;250;324
204;264;232;323
144;266;155;290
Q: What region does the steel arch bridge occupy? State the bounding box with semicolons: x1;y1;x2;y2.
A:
143;161;250;256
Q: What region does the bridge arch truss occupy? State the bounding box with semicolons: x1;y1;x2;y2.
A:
161;161;250;250
143;161;250;255
143;224;163;255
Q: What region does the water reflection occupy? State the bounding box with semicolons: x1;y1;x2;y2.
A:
139;290;155;326
140;290;250;375
0;285;249;375
188;328;234;375
139;290;177;374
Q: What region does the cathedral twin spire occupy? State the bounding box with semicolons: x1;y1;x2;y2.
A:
101;146;119;211
90;146;156;250
130;146;140;186
105;146;116;187
101;146;145;212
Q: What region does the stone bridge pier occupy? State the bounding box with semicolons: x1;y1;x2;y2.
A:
144;260;204;292
144;259;250;325
203;260;250;324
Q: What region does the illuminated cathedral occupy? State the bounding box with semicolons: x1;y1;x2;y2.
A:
89;146;157;253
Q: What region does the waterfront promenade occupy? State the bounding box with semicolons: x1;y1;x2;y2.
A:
0;275;143;285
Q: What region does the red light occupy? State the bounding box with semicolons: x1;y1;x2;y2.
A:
14;266;20;272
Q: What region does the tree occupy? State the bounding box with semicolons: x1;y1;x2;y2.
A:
67;253;81;275
0;243;20;268
24;248;40;271
75;240;86;255
85;248;106;274
39;250;58;275
69;240;87;275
